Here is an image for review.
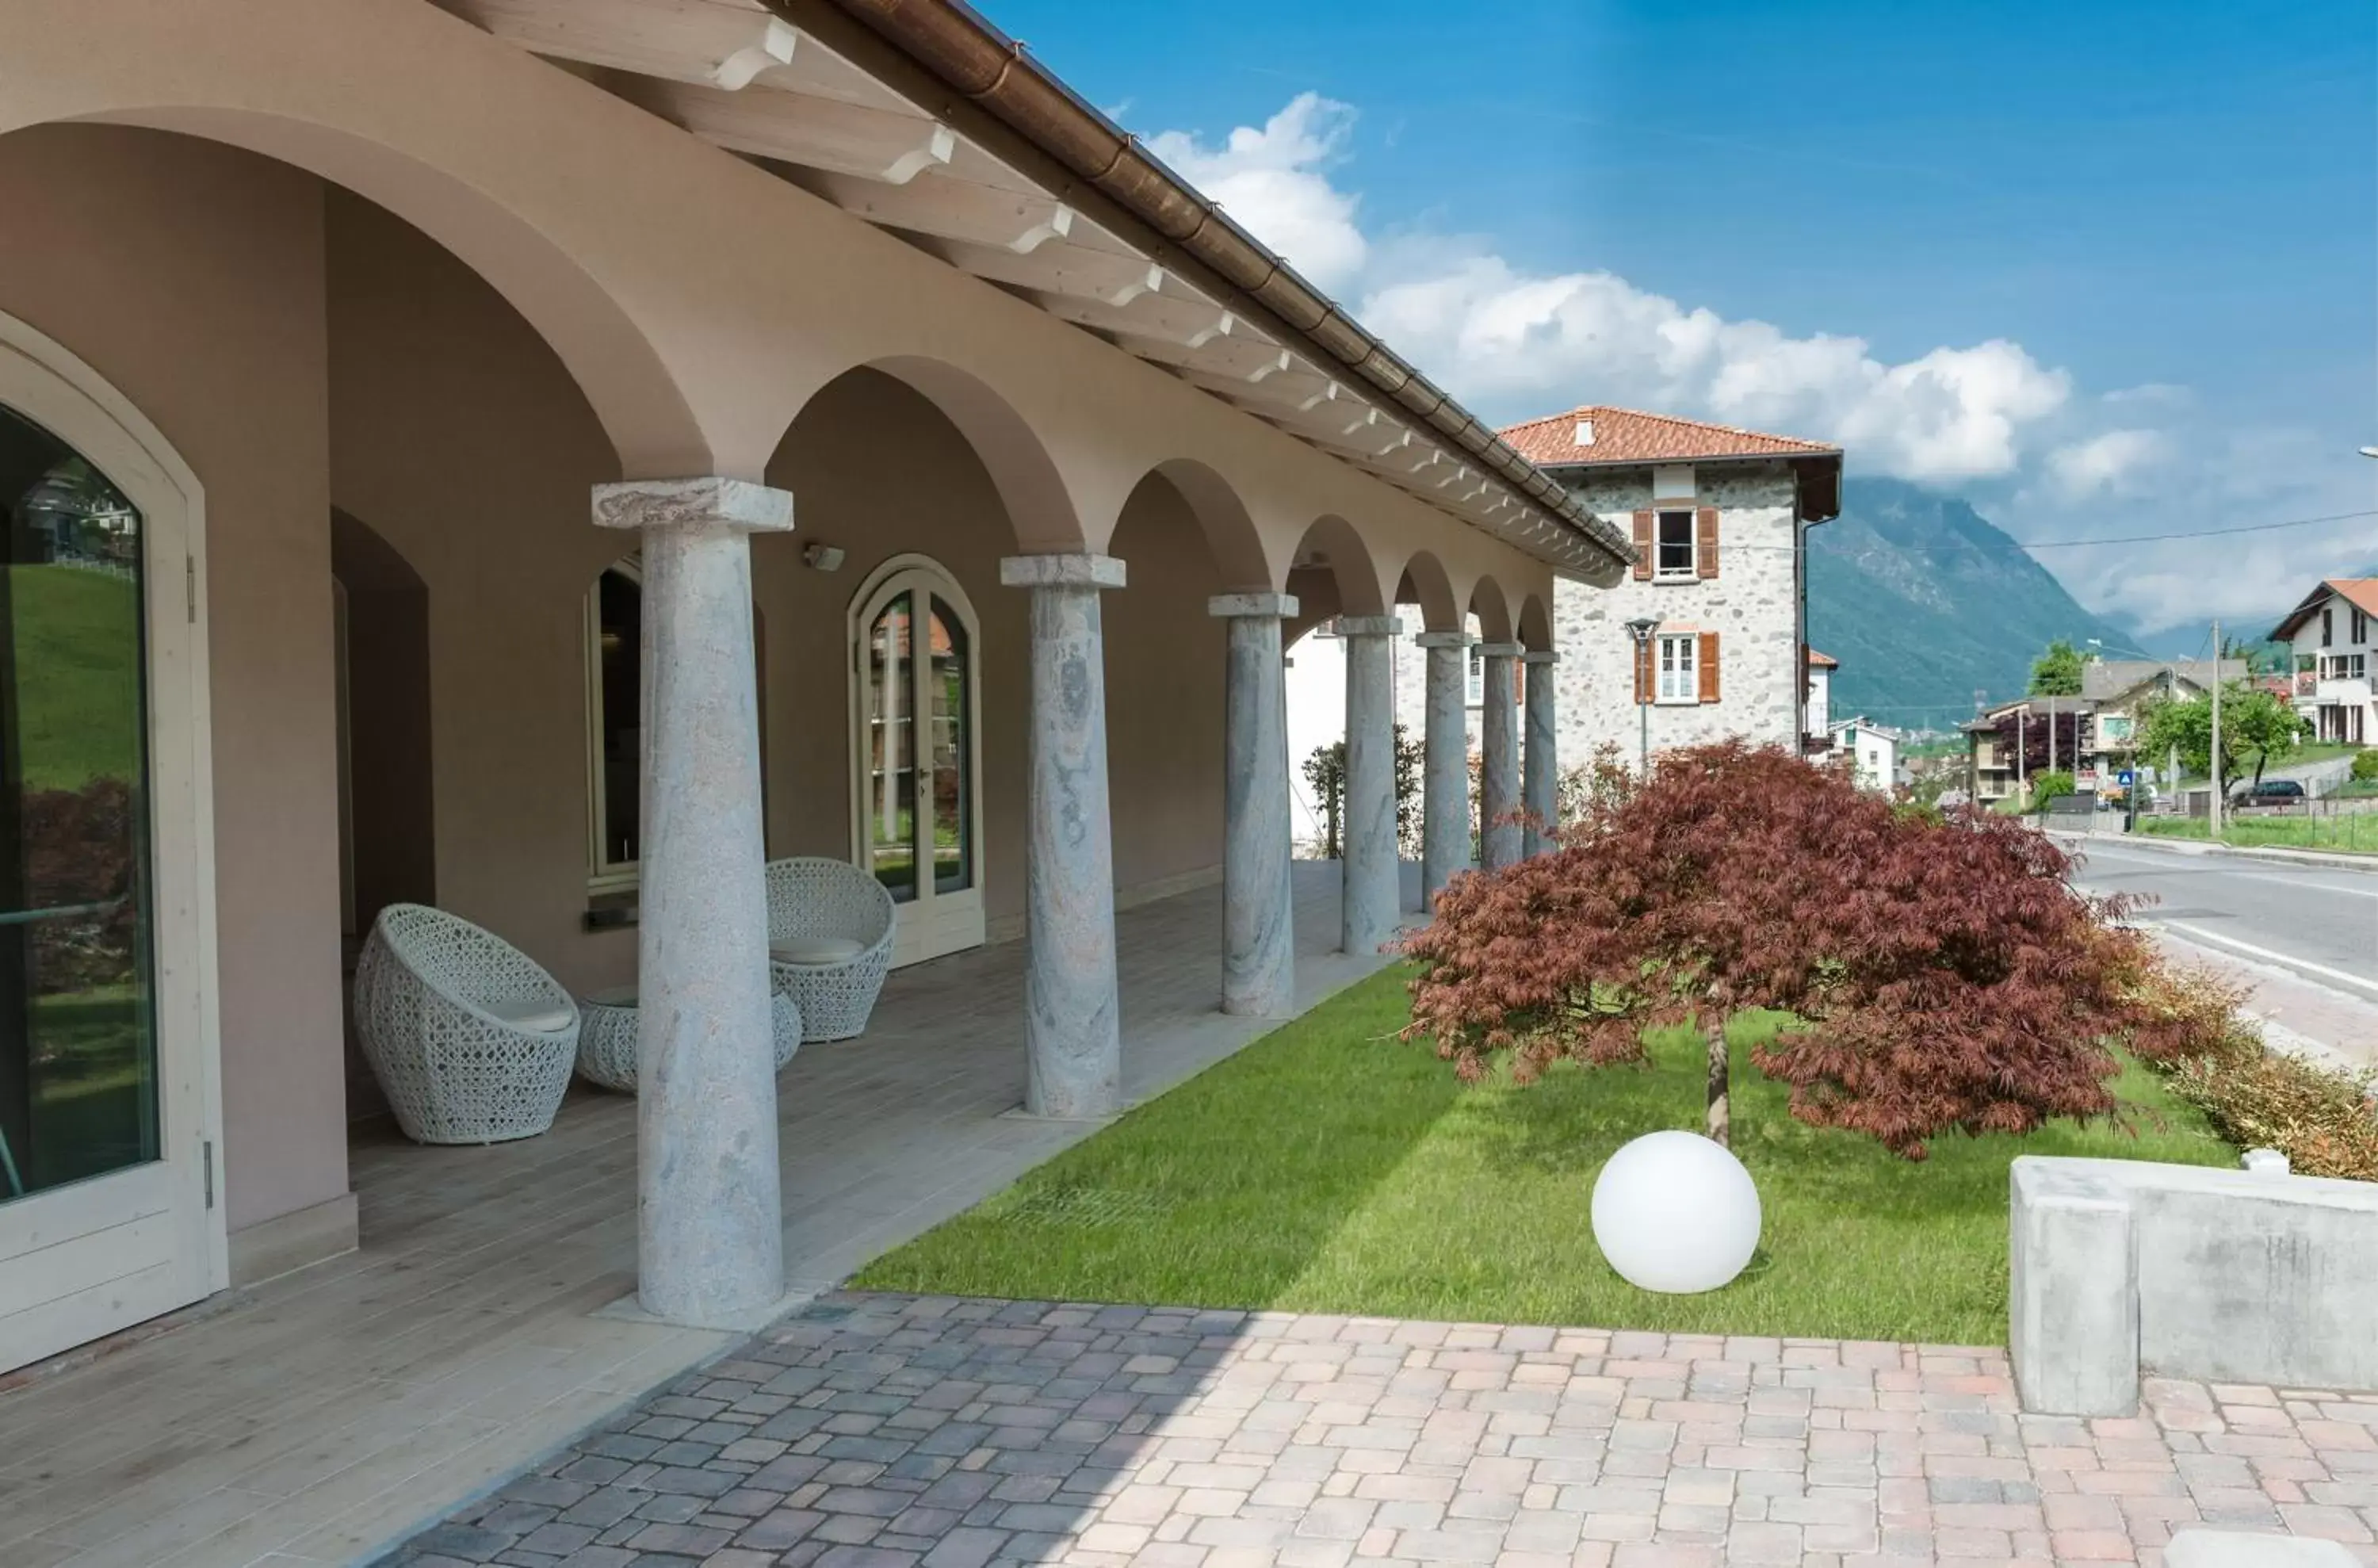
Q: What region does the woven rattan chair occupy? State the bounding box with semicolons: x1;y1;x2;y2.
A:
763;857;897;1042
354;903;579;1144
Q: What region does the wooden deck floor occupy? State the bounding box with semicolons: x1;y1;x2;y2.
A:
0;863;1406;1568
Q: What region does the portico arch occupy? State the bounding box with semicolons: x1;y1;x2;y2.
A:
1466;574;1516;644
1391;549;1461;635
1519;591;1554;653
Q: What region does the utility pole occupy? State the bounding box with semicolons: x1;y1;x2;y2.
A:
2016;708;2027;801
2208;619;2223;839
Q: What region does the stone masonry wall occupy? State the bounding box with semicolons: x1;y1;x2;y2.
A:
1554;460;1803;771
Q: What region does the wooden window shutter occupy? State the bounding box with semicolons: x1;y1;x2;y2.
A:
1695;507;1719;579
1634;637;1652;704
1631;511;1654;580
1698;632;1721;702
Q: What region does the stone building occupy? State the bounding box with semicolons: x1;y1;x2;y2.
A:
1284;407;1840;851
1501;407;1843;773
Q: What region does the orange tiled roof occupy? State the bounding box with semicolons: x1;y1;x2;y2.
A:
2332;578;2378;619
2269;578;2378;641
1499;405;1841;468
1806;648;1839;668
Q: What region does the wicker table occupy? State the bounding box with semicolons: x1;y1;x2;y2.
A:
575;985;801;1093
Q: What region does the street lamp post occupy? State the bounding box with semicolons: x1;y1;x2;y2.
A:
1625;617;1660;777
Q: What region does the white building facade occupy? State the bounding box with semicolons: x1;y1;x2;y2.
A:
2271;579;2376;746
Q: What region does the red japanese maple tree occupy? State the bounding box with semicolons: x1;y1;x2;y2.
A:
1403;741;2229;1158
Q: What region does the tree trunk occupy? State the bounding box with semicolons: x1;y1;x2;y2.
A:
1705;1013;1730;1148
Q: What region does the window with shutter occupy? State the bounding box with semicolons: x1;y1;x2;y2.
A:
1633;634;1652;704
1695;507;1719;579
1698;631;1722;703
1631;511;1654;581
1653;511;1696;579
1655;633;1698;702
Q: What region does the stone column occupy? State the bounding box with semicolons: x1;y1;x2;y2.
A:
1000;553;1125;1118
593;476;793;1329
1478;641;1524;870
1210;593;1297;1017
1338;614;1402;955
1416;630;1470;906
1523;650;1559;856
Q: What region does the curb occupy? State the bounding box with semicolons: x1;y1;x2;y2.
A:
2047;829;2377;874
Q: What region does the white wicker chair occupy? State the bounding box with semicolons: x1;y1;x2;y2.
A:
763;857;897;1042
354;904;579;1145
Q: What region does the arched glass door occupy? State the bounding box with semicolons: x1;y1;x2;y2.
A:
0;333;218;1373
852;559;982;966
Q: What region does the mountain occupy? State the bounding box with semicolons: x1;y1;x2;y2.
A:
1807;478;2148;732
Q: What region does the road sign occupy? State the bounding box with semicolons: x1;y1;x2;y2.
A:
2116;770;2135;786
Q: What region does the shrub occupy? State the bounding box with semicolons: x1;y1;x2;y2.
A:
2353;748;2378;782
2024;769;2075;813
1302;725;1424;860
1401;741;2238;1159
2164;1049;2378;1183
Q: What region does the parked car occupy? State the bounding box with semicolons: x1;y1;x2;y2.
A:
2231;778;2307;809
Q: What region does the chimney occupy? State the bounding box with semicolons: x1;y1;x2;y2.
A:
1573;419;1595;448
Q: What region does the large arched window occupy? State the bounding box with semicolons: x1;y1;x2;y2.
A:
850;556;982;966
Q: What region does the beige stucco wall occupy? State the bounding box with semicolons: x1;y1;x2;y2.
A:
0;125;347;1234
0;0;1594;1253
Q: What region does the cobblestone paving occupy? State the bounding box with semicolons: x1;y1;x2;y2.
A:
380;1293;2378;1567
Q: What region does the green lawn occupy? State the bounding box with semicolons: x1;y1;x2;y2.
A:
858;969;2235;1345
7;564;144;791
2139;813;2378;855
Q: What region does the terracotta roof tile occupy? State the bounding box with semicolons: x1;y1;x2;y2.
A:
1805;648;1838;668
1498;405;1841;468
2330;578;2378;619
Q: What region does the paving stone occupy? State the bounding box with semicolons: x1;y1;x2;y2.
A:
372;1292;2378;1568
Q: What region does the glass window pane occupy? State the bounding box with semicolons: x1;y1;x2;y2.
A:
0;403;158;1203
868;592;917;901
927;599;971;895
1657;511;1695;575
595;565;640;871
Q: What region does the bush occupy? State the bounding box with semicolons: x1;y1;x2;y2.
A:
2165;1050;2378;1182
1302;725;1425;860
2024;769;2074;813
1401;741;2240;1159
2353;748;2378;782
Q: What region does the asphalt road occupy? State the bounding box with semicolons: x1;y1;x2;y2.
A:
2066;834;2378;1001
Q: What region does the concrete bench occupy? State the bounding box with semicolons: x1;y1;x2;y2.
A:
2009;1156;2378;1416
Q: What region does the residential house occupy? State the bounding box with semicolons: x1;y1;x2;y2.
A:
0;0;1642;1540
1805;647;1837;741
1501;407;1844;767
1285;408;1841;848
1829;715;1900;793
2269;579;2377;745
1963;659;2249;805
2078;657;2253;790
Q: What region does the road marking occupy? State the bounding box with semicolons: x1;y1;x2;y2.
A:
2153;920;2378;999
2074;839;2378;898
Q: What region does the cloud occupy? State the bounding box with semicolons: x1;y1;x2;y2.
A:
1149;95;2371;638
2044;428;2170;499
1148;94;1369;293
1150;95;2076;484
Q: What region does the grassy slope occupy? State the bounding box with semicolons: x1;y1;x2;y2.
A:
8;565;142;791
858;969;2233;1345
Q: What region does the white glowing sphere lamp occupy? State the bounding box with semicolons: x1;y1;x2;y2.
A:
1590;1130;1763;1294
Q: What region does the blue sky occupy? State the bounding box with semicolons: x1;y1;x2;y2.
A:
990;0;2378;632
